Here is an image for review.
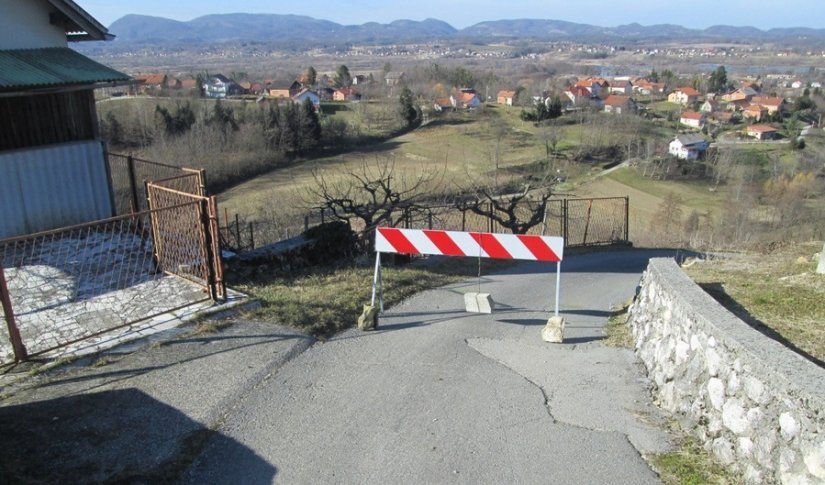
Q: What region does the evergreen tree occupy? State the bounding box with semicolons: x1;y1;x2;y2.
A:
306;66;317;87
398;86;418;127
546;95;563;119
298;98;322;152
708;65;729;93
334;64;352;88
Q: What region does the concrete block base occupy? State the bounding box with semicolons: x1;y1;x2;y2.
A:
541;316;566;343
464;293;494;314
357;304;379;331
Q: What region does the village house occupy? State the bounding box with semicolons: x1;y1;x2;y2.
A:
747;124;778;140
669;134;709;160
751;96;785;116
564;85;593;106
333;87;361;102
133;73;166;94
679;111;705;129
709;111;734;125
608;79;633;95
700;99;720;113
721;87;757;103
385;71;405;86
496;90;517;106
204;74;241;98
292;89;321;110
743;104;768;122
668;87;700;106
268;81;302;99
452;91;481;109
633;79;666;96
575;77;609;97
603;95;635;114
0;0;130;237
180;79;198;92
433;97;453;112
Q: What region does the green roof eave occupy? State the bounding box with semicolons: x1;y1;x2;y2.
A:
0;47;131;93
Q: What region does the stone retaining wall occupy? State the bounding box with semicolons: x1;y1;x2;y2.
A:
628;258;825;484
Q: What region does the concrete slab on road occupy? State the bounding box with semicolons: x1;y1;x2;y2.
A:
185;250;679;484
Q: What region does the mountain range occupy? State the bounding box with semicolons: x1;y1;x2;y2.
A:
105;13;825;46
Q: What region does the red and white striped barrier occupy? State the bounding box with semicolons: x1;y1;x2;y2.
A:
376;228;564;262
370;227;565;316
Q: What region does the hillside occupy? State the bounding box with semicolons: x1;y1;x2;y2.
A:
103;13;825;47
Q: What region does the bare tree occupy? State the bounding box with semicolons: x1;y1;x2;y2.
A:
456;181;555;234
306;160;437;248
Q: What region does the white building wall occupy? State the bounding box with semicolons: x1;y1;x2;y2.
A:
0;0;68;49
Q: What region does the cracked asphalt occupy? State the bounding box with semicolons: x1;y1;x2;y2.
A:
184;250;680;484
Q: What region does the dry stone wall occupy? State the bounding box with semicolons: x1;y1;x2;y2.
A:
628;258;825;484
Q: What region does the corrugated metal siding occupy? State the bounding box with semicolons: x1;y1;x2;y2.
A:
0;47;131;91
0;141;113;239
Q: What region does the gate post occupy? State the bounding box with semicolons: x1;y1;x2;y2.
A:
0;261;28;362
202;197;226;302
127;155;141;214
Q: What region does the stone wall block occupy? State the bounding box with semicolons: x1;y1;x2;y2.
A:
712;436;737;465
705;347;722;377
722;399;750;435
738;437;755;461
674;339;691;366
743;464;763;485
744;376;766;404
727;370;741;395
803;440;825;480
756;430;778;470
781;413;801;442
708;377;726;410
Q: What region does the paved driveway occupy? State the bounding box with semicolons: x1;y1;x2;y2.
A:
185;250;680;484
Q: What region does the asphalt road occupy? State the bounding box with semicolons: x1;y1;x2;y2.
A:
184;249;683;484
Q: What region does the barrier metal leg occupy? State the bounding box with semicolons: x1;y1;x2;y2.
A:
371;252;383;312
554;261;561;317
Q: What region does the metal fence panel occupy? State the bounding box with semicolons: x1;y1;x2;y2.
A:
0;207;209;364
565;197;629;246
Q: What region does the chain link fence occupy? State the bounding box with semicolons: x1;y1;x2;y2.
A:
1;154;223;365
0;209;209;364
107;152;205;215
221;197;630;253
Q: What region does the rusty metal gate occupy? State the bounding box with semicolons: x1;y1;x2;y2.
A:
146;173;225;301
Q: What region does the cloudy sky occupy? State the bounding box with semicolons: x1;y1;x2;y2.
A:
80;0;825;30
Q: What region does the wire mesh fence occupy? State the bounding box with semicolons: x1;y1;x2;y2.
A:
0;207;210;364
107;152;203;216
220;197;630;253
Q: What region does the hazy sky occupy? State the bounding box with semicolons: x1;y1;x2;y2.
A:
80;0;825;30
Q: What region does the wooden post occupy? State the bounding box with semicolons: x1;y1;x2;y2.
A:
624;196;630;242
234;214;242;250
249;222;255;250
582;200;593;246
562;199;569;245
0;262;27;362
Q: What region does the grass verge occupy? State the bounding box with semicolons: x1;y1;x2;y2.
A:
652;431;739;485
683;242;825;363
603;300;635;348
231;257;515;337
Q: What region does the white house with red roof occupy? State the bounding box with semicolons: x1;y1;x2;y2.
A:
668;87;700;106
680;111;705;129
